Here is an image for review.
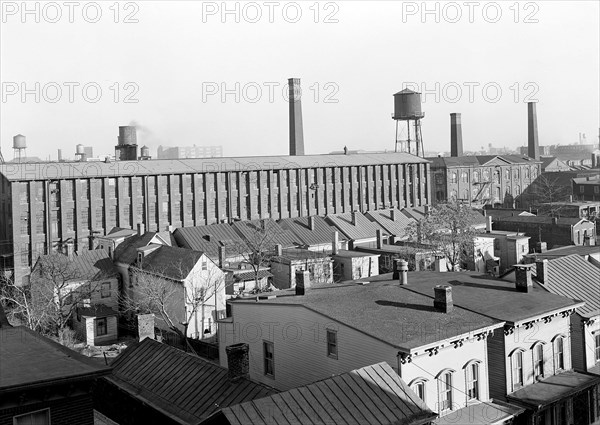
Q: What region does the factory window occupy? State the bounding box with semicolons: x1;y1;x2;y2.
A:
504;169;510;180
450;172;457;183
473;171;479;182
483;170;490;181
461;172;468;182
494;170;500;184
525;168;530;179
514;169;520;179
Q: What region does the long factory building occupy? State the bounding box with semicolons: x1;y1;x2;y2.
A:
0;153;431;284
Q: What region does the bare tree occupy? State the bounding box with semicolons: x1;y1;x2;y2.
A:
121;258;226;351
528;174;571;215
0;253;97;344
405;200;479;271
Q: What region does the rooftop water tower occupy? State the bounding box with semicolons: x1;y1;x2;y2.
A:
13;134;27;163
392;89;425;156
115;126;138;161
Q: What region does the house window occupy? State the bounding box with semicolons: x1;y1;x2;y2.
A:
326;329;338;359
101;282;111;298
438;371;453;411
410;379;427;402
96;317;108;336
202;259;208;270
533;343;544;380
580;186;585;194
13;409;50;425
263;341;274;377
466;362;479;401
594;334;600;362
594;186;599;194
554;336;565;371
512;350;524;390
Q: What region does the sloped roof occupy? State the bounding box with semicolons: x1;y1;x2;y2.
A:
325;212;386;241
538;254;600;318
214;362;436;425
573;176;600;185
232;279;502;351
114;232;159;265
278;216;339;246
1;326;110;393
105;227;138;239
72;249;119;281
0;152;428;182
428;155;539;168
494;215;585;226
77;304;118;318
365;209;416;238
138;246;205;280
525;244;600;260
232;219;297;249
107;338;275;423
174;224;245;253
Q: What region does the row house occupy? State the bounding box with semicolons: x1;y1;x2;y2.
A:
218;272;524;423
427;155;541;207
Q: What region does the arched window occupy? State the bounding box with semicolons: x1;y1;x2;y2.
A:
525;168;530;179
473;171;480;182
461;172;469;183
514;169;520;179
409;377;428;402
451;172;458;183
504;169;510;180
483;170;490;181
531;341;546;380
509;348;526;391
436;369;455;412
553;335;566;371
463;360;481;401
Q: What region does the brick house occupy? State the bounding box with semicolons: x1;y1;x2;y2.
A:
0;318;110;425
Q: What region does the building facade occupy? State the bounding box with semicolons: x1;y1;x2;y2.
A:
428;155;541;207
157;145;224;159
0;153;430;284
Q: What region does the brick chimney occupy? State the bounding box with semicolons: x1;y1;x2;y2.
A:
391;209;397;222
288;78;305;156
275;244;283;257
434;285;453;313
536;259;548;284
514;264;534;292
218;245;226;268
527;102;540;160
332;231;339;255
226;343;249;382
295;270;311;295
137;222;145;236
351;211;357;226
399;259;408;285
309;216;315;231
376;229;383;249
450;113;463;157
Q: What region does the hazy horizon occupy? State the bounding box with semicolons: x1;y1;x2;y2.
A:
1;1;599;161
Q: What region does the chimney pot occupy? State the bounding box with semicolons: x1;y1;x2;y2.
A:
218;245;226;268
536;241;547;253
351;211;357;226
391;209;397;222
434;285;453;313
399;259;409;285
514;264;534;292
295;270;311;295
226;343;250;382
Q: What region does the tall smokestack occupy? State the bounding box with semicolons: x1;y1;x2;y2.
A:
288;78;305;156
527;102;539;160
450;113;463;157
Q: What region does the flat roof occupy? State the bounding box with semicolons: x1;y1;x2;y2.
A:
0;152;428;182
231;279;503;352
0;326;110;393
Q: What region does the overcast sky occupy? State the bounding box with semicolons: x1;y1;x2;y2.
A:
1;1;598;160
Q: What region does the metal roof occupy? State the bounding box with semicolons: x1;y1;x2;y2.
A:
278;216;339;247
232;219;298;249
427;155;540;168
494;216;586;226
0;153;428;182
538;254;600;318
139;246;206;281
215;362;437;425
174;224;246;252
325;212;386;241
107;338;275;423
365;209;416;238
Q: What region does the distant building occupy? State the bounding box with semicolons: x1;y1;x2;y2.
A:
269;247;333;288
157;145;223;159
0;321;111;425
537;201;600;220
573;175;600;202
540;156;572;172
331;249;380;281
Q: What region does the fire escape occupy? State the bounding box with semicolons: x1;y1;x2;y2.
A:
472;180;492;205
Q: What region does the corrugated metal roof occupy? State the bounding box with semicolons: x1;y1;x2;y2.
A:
325;212;385;241
174;224;246;253
216;362;436;425
35;249;118;282
365;209;416;238
0;153;428;182
232;219;297;249
107;338;276;423
278;216;339;247
539;254;600;318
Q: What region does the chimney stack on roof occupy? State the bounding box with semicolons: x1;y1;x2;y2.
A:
288;78;305;156
536;259;548;284
275;244;283;257
514;264;534;292
527;102;540;160
309;216;315;231
486;216;493;233
218;245;226;269
434;285;453;313
295;270;311;295
376;229;383;249
226;343;250;382
351;211;357;226
391;209;397;222
450;113;463;157
137;223;145;237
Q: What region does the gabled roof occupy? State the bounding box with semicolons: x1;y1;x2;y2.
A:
71;249;119;281
326;212;385;241
573;175;600;185
114;232;160;265
278;216;339;246
428;155;539;168
231;279;502;351
537;254;600;318
213;362;436;425
174;223;246;254
1;326;110;393
136;246;206;281
107;338;275;423
232;219;297;249
104;227;138;240
365;209;416;238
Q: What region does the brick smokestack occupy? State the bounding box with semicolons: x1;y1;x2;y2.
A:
288;78;305;156
528;102;539;160
450;113;463;157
